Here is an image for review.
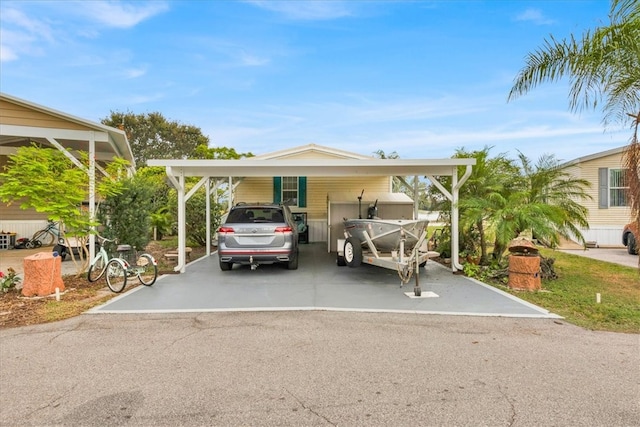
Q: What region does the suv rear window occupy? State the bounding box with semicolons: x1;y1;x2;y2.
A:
226;207;285;223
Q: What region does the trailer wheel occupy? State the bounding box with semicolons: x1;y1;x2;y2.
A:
344;237;362;268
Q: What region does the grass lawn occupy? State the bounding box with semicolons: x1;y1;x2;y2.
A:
499;248;640;333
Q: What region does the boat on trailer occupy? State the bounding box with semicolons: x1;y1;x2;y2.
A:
342;218;429;252
338;217;439;296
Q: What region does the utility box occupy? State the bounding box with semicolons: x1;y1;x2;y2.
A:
327;192;415;252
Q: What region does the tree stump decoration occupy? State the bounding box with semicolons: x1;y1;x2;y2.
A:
22;252;65;297
507;255;541;291
507;237;541;291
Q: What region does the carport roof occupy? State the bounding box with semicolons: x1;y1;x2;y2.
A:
0;92;135;165
147;157;476;177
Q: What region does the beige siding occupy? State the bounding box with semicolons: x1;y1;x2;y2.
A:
0;99;91;131
564;149;630;246
235;176;390;220
570;151;630;227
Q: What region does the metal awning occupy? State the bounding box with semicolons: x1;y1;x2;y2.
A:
148;157;476;274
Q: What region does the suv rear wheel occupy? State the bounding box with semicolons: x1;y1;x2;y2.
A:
287;249;299;270
219;258;233;271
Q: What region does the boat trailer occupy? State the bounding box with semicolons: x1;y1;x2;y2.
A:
337;226;439;297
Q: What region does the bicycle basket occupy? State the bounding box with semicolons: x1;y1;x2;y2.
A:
116;245;136;264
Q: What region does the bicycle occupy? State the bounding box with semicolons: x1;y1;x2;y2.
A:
104;242;158;293
87;236;114;283
32;220;63;247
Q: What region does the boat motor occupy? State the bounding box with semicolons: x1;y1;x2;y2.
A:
367;199;379;219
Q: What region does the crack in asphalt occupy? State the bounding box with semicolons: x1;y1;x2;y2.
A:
285;388;337;426
498;385;517;427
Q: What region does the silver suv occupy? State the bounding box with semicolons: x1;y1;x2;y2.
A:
217;203;299;270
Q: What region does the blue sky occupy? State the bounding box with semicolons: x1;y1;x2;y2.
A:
0;0;630;163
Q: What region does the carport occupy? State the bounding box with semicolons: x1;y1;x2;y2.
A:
147;157;476;273
0;92;135;260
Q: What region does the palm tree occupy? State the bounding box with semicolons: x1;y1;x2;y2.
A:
508;0;639;127
485;153;592;263
455;147;518;264
508;0;640;265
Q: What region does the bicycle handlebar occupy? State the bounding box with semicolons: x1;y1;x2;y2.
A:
95;235;116;244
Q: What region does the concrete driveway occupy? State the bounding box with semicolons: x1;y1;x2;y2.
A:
559;247;639;268
91;243;557;318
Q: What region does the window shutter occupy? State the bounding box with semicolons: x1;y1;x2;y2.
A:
298;177;307;208
598;168;608;209
273;177;282;204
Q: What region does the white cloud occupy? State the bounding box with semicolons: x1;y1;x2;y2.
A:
244;0;352;20
77;1;170;29
239;51;270;67
515;8;555;25
124;67;147;79
1;8;54;41
0;8;52;61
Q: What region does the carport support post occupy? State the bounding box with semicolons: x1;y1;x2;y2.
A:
166;167;187;274
206;177;211;256
88;132;96;262
177;172;186;273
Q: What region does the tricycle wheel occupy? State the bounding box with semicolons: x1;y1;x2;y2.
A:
344;237;362;268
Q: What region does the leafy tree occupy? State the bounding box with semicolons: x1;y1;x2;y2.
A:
97;174;153;251
167;187;225;247
508;0;640;265
192;144;254;159
0;145;89;230
0;145;129;275
102;111;210;166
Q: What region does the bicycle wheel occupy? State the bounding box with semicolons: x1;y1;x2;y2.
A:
32;230;54;246
105;259;127;293
87;255;107;282
136;254;158;286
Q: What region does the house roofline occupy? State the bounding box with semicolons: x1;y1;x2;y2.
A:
253;143;374;160
562;145;628;167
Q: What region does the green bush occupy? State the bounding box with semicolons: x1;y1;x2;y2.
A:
98;176;153;250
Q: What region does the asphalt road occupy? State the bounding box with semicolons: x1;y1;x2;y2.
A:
1;312;638;426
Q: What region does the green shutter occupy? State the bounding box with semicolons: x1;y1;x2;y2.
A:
273;177;282;204
298;177;307;208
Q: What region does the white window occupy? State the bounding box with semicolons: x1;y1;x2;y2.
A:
282;176;298;206
609;169;629;207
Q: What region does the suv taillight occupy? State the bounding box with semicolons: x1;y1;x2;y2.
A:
218;226;235;233
274;226;292;233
